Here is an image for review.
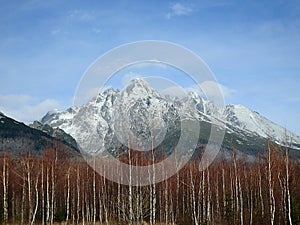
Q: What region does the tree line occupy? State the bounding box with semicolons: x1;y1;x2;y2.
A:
0;144;299;225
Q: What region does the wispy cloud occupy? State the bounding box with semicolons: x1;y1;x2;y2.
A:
67;9;94;22
91;28;102;34
160;81;236;105
122;72;142;86
171;3;193;16
198;81;236;104
0;94;63;123
166;2;193;19
0;94;32;105
50;28;61;35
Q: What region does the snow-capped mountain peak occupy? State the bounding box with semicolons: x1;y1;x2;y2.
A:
224;104;300;144
123;78;161;99
40;78;300;153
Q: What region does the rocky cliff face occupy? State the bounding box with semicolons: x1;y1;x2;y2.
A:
40;78;300;156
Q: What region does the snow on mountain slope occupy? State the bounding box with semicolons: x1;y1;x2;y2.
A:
40;78;300;152
41;106;79;134
224;104;300;145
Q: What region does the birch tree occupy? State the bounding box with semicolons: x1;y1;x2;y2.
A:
2;153;9;224
268;142;275;225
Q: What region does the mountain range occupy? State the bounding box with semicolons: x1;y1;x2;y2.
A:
39;78;300;159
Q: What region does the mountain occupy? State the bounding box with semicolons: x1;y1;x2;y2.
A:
40;78;300;158
0;112;80;157
29;121;79;150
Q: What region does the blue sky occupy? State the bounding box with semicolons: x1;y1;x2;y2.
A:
0;0;299;135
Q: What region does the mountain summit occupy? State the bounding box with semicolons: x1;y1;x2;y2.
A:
41;78;300;156
124;78;161;99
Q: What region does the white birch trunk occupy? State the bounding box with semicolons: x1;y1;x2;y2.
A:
76;164;80;225
238;175;243;225
50;156;56;225
128;148;134;224
222;167;226;211
46;167;50;224
2;155;8;224
202;169;206;222
93;158;96;225
207;165;211;222
41;161;45;225
285;145;292;225
268;143;275;225
233;154;239;223
31;174;39;225
65;168;70;225
190;165;199;225
27;160;33;224
21;169;25;225
258;163;264;216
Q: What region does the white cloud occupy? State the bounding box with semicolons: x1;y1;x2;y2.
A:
198;81;236;100
0;94;32;105
51;28;61;35
172;3;193;15
160;86;186;98
121;72;142;86
0;94;62;123
91;28;102;34
67;9;94;22
160;81;236;105
166;3;193;19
